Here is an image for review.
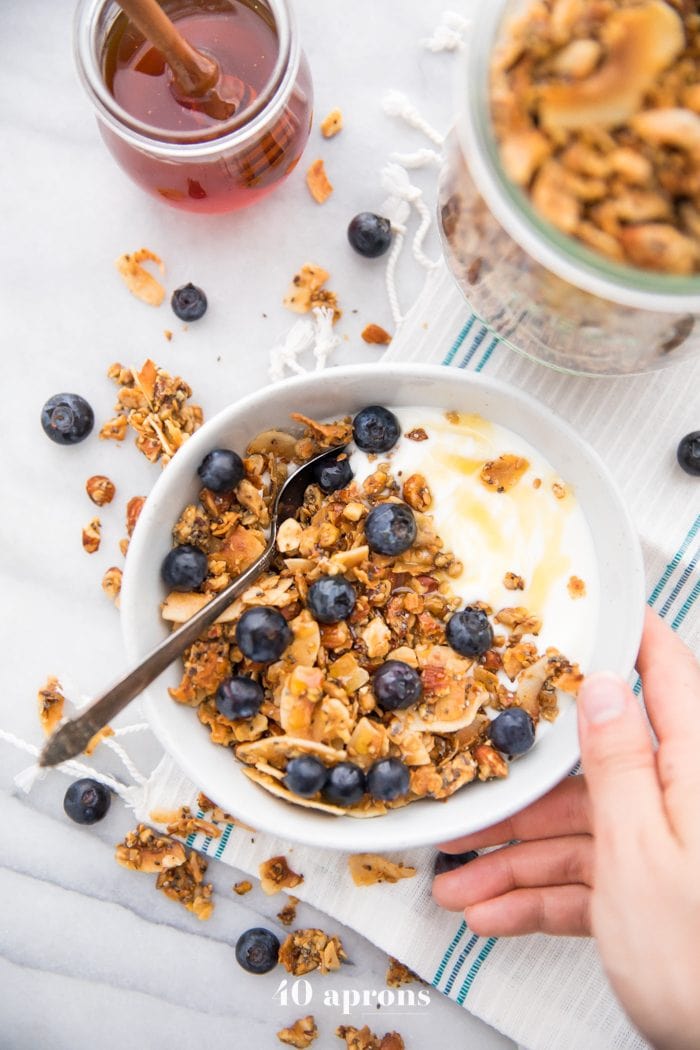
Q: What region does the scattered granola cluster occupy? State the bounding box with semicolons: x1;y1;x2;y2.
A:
279;928;347;975
336;1026;404;1050
100;358;203;466
284;264;342;324
348;854;416;887
259;855;304;895
161;412;582;818
278;1015;319;1048
491;0;700;273
115;824;214;920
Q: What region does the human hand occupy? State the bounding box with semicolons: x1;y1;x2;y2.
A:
432;609;700;1049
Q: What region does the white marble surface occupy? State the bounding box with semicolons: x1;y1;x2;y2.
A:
0;1;515;1047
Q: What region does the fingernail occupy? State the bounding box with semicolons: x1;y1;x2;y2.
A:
579;673;627;724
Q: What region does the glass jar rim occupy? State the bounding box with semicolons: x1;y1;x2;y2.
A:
74;0;298;157
458;0;700;314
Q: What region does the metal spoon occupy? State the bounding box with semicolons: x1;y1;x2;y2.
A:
39;444;348;768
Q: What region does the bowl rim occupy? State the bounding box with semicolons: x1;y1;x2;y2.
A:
121;363;645;850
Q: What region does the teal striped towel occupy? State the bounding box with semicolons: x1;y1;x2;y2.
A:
138;261;699;1050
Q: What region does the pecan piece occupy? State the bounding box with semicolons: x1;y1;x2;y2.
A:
85;475;115;506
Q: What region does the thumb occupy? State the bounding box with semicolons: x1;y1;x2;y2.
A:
577;672;665;841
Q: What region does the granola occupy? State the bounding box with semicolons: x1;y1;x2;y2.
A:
37;676;65;735
233;880;253;895
278;1016;319;1048
348;854;416;887
259;855;304;895
279;929;347;975
284;264;342;324
386;958;424;988
277;895;300;926
336;1026;405;1050
101;359;203;467
115;824;214;919
491;0;700;273
161;411;582;818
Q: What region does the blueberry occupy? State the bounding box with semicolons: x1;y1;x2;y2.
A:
322;762;367;805
433;850;478;876
347;212;392;258
216;676;264;720
489;707;536;756
367;757;410;802
314;453;353;494
307;575;356;624
677;431;700;476
161;544;208;591
236;607;292;663
284;755;329;798
353;405;401;453
365;502;416;556
446;607;493;658
41;393;94;445
372;660;422;711
171;282;207;321
197;448;244;492
63;778;111;825
235;927;280;974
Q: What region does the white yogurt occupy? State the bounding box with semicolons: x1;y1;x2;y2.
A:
349;407;598;669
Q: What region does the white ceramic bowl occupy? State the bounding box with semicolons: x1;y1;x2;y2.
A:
121;364;645;851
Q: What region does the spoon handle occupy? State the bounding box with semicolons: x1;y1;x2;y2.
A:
39;543;276;768
117;0;219;97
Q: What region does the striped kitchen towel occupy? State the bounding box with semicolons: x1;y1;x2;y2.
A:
138;260;699;1050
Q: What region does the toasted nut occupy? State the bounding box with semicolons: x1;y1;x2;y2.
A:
474;744;509;780
277;1015;319;1047
86;475;116;506
277;518;304;553
82;518;101;553
99;416;128;441
102;566;123;605
126;496;146;536
321;107;343;138
305;159;333;203
233;880;253;895
386;957;424;989
503;571;525;591
402;474;432;511
361;324;392;345
551;38;601;79
406;427;428;442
